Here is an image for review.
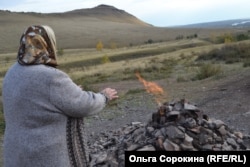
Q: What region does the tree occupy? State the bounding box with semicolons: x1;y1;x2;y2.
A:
96;40;104;51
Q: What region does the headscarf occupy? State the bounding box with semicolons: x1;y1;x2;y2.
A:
17;25;58;67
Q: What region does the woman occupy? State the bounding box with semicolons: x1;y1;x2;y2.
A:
2;25;118;167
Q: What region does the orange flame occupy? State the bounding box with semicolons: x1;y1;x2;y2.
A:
135;72;165;105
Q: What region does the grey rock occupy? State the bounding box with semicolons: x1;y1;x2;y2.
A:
213;119;225;129
163;139;180;151
226;138;238;149
137;145;156;151
165;125;185;140
218;125;227;136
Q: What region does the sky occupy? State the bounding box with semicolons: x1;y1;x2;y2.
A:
1;0;250;27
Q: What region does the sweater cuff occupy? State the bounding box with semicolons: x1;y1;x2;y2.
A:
100;92;109;104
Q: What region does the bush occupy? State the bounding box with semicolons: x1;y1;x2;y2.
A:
101;55;111;64
236;33;249;41
195;63;221;80
146;39;154;44
196;43;250;63
57;48;64;56
176;76;187;82
176;35;184;40
243;59;250;67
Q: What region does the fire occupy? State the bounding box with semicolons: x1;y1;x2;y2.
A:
135;72;165;104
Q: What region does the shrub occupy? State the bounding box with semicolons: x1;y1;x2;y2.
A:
177;76;187;82
101;55;111;64
243;59;250;67
57;48;64;56
236;33;249;41
196;43;250;63
146;39;154;44
186;34;198;39
195;63;221;80
176;35;184;40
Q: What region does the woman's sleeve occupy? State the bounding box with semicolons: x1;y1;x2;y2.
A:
49;70;106;117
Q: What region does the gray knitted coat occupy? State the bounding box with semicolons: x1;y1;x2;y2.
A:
2;63;107;167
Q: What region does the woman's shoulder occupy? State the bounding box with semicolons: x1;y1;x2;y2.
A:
37;65;70;80
9;63;69;79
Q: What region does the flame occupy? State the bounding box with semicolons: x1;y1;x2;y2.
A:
135;72;165;104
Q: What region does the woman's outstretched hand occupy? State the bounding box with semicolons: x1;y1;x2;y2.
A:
101;88;119;101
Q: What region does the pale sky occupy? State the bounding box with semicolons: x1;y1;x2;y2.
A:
1;0;250;27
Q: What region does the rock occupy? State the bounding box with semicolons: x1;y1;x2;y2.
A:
183;117;197;128
137;145;156;151
126;144;140;151
165;125;185;141
131;122;142;126
183;133;193;146
226;138;238;149
163;139;180;151
184;103;198;111
234;131;243;139
202;144;214;151
213;119;225;129
218;125;227;136
146;126;154;133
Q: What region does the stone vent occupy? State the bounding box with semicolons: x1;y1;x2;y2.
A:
87;99;250;166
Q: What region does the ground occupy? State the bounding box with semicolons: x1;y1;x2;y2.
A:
1;63;249;165
85;68;250;138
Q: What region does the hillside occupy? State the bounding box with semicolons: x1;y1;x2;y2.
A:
64;4;151;26
0;4;244;53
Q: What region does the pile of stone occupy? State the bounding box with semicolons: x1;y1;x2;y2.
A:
87;99;250;166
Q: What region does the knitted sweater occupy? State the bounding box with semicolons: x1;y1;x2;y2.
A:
2;63;107;167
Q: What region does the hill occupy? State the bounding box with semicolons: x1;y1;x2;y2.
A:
0;4;248;53
64;4;151;26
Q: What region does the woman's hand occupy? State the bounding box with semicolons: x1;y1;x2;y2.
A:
101;88;119;102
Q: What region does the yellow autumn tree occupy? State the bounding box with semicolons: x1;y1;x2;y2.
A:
96;40;103;51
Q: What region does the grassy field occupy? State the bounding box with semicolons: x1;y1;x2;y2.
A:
1;37;250;126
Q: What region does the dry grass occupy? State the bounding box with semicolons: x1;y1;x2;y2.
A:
1;39;246;90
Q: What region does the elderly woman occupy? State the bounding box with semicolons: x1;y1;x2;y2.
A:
2;25;118;167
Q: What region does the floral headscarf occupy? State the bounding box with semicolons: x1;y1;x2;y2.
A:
17;25;58;67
